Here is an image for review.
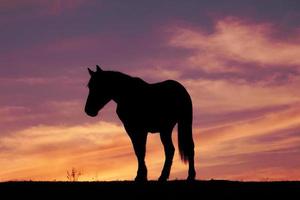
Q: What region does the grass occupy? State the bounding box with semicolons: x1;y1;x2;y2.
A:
1;180;300;198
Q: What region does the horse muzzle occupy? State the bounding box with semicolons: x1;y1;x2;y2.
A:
85;109;98;117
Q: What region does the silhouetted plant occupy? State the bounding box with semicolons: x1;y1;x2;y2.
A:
92;173;99;181
67;167;82;182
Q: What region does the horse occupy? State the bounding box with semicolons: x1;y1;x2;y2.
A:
84;65;196;181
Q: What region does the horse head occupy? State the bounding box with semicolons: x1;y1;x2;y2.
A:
85;65;112;117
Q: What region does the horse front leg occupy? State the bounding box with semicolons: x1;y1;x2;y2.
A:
128;130;148;181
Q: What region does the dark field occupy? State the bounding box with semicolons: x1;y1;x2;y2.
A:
1;180;300;199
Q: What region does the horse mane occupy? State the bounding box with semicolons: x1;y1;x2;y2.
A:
106;71;148;88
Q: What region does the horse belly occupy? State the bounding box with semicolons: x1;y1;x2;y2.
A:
146;107;178;133
117;106;175;133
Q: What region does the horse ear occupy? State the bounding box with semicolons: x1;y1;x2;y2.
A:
96;65;103;72
88;68;94;76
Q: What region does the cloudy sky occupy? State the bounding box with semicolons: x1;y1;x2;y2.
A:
1;0;300;181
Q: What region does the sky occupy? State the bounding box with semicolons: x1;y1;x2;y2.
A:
1;0;300;181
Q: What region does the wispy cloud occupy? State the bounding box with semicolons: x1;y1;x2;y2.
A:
184;77;300;114
169;17;300;72
195;104;300;180
0;121;177;181
0;121;131;181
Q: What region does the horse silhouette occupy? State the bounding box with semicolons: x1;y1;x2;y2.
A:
85;65;196;181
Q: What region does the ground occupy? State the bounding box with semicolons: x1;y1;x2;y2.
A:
1;180;300;199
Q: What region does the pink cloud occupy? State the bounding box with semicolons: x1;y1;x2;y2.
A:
169;17;300;72
198;103;300;144
183;76;300;114
193;104;300;180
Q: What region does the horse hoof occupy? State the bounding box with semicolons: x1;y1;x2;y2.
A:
134;176;147;182
187;175;195;181
158;176;168;182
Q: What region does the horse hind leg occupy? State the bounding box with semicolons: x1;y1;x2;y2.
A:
178;118;196;181
187;150;196;181
185;133;196;181
158;129;175;181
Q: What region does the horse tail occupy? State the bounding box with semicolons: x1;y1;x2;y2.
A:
177;93;195;164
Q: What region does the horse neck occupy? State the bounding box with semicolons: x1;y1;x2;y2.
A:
108;71;146;104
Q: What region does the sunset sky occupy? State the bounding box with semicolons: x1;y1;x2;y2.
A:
1;0;300;181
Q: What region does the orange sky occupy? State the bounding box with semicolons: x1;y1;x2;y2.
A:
1;0;300;181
